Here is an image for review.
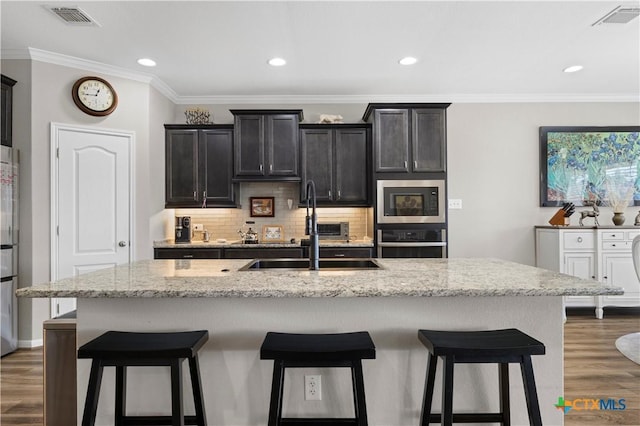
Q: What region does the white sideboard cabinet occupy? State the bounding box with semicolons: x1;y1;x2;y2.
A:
535;226;640;319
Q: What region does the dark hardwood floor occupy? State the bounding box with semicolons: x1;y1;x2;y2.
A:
1;309;638;426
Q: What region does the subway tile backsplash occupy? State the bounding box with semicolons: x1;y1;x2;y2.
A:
172;182;372;242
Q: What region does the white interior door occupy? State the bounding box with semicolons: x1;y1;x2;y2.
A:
51;124;133;317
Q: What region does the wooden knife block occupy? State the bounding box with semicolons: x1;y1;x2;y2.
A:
548;209;570;226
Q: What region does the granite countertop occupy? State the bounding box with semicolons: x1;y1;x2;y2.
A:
16;258;623;299
153;239;374;248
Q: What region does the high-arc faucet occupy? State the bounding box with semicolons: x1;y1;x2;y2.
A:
305;180;319;270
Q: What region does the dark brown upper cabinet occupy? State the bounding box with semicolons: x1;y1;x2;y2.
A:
300;124;371;206
165;124;237;208
1;75;17;147
363;103;450;175
231;110;303;181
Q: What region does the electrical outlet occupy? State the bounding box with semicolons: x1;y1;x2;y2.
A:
448;199;463;210
193;223;204;231
304;375;321;401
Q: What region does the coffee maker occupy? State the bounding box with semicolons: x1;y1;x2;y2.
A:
175;216;191;243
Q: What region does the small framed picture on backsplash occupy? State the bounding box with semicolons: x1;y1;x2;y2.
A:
262;225;284;242
250;197;275;217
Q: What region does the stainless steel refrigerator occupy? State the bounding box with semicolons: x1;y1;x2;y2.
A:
1;145;18;356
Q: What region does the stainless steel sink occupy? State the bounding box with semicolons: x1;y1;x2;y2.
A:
239;258;382;271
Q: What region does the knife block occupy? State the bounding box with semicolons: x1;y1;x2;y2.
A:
548;209;570;226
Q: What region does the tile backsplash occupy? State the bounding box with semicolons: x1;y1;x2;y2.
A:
170;182;372;242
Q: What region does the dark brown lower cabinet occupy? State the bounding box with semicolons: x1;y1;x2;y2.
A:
154;248;223;259
223;248;303;259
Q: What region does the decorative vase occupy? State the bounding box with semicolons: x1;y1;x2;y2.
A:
612;212;625;226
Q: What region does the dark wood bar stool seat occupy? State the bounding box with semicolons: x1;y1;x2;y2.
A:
260;331;376;426
78;330;209;426
418;328;545;426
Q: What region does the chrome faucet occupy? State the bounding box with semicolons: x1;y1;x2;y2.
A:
305;180;319;270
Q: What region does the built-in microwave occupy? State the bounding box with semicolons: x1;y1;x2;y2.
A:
376;179;445;224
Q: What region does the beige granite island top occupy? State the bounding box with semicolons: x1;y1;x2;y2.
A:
16;258;622;299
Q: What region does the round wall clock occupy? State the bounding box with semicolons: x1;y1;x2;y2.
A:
72;76;118;116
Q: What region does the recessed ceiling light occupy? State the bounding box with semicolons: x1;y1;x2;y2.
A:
399;57;418;66
268;57;286;67
137;58;156;67
563;65;583;73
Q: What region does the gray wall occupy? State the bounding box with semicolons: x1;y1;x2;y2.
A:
3;57;640;344
2;59;175;343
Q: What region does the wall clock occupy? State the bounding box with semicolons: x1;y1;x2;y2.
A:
71;76;118;116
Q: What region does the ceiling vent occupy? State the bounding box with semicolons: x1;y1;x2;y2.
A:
46;6;99;26
592;6;640;25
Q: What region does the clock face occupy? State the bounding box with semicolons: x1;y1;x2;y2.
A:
72;77;118;116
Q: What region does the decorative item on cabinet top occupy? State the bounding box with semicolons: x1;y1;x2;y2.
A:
184;107;211;125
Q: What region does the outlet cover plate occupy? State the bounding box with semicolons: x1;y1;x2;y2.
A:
304;375;321;400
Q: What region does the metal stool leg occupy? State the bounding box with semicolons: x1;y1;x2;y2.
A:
351;359;369;426
420;352;438;426
81;359;104;426
520;356;542;426
188;355;207;426
170;359;185;426
499;363;510;426
115;365;127;426
268;360;285;426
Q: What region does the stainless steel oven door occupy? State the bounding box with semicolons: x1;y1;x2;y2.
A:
376;229;447;258
376;180;445;224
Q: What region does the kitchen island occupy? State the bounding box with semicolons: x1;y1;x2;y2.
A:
18;258;622;426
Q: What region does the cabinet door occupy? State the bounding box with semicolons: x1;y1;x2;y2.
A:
564;253;596;306
374;109;409;172
335;128;369;204
412;109;446;172
165;129;199;207
300;128;333;202
266;114;298;176
601;254;640;305
234;115;265;176
200;129;236;206
1;76;16;147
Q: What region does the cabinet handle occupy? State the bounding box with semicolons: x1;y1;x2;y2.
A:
183;255;194;258
414;160;418;169
202;191;207;208
328;190;332;198
404;160;408;169
592;276;596;279
337;190;341;199
193;191;197;201
577;237;583;242
612;243;616;247
269;164;273;172
259;164;263;172
334;253;346;257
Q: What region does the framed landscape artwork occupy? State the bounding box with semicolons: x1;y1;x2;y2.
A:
540;126;640;207
250;197;275;217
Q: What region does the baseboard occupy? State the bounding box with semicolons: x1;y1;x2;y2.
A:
18;339;43;348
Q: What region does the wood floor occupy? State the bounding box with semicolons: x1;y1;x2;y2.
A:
1;309;638;426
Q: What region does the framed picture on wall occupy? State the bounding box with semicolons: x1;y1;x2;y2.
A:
250;197;275;217
539;126;640;207
262;225;284;242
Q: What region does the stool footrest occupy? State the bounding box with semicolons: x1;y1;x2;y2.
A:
281;418;358;425
121;415;200;425
428;412;506;423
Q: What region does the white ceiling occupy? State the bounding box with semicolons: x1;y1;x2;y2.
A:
1;1;639;104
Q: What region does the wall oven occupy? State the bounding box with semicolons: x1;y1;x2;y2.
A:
377;227;447;258
376;180;445;224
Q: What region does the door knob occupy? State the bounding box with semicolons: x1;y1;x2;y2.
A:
118;241;127;247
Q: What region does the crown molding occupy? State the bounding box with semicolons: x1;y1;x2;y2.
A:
2;48;637;104
176;93;639;104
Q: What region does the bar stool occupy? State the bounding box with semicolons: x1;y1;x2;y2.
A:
260;331;376;426
418;328;545;426
78;330;208;426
